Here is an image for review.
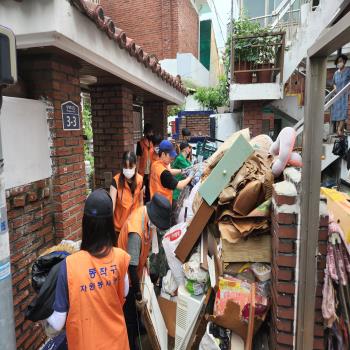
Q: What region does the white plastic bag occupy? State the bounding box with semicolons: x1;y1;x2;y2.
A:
182;252;209;284
199;323;220;350
178;181;201;224
162;222;188;287
161;270;178;296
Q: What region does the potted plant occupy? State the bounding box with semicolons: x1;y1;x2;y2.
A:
256;32;280;83
229;17;261;84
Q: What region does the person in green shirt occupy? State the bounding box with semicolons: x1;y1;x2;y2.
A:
172;142;192;217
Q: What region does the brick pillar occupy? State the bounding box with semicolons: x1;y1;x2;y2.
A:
243;101;265;137
20;54;86;241
270;168;327;349
90;85;134;188
144;101;168;138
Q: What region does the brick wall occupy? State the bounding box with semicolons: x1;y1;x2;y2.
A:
242;101;274;137
20;54;86;241
90;85;134;188
144;101;168;138
270;168;327;349
7;179;53;350
12;54;87;350
178;114;210;138
99;0;198;60
177;0;199;58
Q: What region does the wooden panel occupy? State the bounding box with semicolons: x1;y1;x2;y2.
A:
222;235;271;263
175;200;215;263
199;134;253;206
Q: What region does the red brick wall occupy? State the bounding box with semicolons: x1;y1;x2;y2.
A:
144;101;168;137
242;101;274;137
177;0;199;58
178;114;210;138
270;170;326;349
99;0;198;59
12;54;87;350
90;85;134;188
20;55;86;241
8;179;53;350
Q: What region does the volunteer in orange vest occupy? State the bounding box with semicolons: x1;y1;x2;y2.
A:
110;151;144;239
150;140;193;205
44;189;131;350
136;123;154;202
151;134;162;163
118;193;172;350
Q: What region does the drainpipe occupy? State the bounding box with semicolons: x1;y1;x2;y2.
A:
0;24;17;350
0;88;16;350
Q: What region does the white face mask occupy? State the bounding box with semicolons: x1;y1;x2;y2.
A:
123;167;135;179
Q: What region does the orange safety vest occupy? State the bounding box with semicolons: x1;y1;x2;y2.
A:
66;248;130;350
118;206;151;278
138;138;154;176
113;173;143;232
149;160;173;204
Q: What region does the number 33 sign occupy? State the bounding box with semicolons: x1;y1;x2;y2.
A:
61;101;81;130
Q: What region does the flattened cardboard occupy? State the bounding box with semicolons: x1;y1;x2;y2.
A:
207;300;262;342
321;187;350;243
158;297;176;338
175;200;215;263
222;235;272;263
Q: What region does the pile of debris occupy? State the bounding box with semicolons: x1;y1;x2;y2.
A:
143;128;300;349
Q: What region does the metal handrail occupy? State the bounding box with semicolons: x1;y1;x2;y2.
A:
295;81;350;136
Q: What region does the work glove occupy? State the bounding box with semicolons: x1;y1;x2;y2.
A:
135;296;147;314
181;165;194;177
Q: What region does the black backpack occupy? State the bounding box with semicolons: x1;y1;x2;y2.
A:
332;136;348;158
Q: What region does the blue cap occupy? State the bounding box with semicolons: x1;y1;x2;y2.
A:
159;140;177;158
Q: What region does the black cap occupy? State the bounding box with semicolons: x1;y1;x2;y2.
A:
146;193;172;230
182;127;191;137
180;141;190;151
84;189;113;218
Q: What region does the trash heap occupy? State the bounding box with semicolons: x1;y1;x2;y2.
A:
148;128;294;350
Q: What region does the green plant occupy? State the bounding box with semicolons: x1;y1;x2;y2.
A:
82;101;94;169
224;16;279;72
193;76;229;112
167;104;184;117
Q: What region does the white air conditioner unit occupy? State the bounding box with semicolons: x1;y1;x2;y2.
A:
174;285;205;350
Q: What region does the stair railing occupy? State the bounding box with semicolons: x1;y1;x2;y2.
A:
295;80;350;136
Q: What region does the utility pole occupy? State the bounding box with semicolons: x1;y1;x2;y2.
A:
0;25;17;350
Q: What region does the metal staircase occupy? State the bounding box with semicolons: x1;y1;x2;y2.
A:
294;81;350;171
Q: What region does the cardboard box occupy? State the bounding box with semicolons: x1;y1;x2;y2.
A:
222;235;272;263
321;187;350;243
158;297;177;339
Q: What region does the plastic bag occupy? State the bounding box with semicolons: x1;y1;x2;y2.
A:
31;251;69;293
162;222;188;287
26;261;62;322
182;252;209;284
185;279;207;296
40;331;67;350
162;270;178;296
332;136;348;158
178;181;201;224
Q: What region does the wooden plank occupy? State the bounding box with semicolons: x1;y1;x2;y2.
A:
142;270;168;350
222;235;271;263
199;134;253;206
308;11;350;58
175;200;215;263
295;57;326;349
